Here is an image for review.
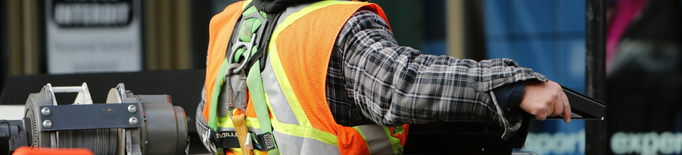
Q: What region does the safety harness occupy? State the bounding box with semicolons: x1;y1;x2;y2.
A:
204;2;282;155
199;1;409;154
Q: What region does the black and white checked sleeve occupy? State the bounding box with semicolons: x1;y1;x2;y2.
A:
332;10;548;139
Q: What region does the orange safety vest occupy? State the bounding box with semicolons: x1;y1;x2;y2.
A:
201;0;408;154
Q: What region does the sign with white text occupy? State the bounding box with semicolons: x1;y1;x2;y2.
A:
46;0;142;74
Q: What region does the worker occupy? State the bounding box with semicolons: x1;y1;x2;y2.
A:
195;0;572;154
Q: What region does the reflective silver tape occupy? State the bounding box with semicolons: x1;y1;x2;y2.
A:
357;125;394;155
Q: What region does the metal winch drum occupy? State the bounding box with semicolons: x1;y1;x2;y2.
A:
4;83;188;155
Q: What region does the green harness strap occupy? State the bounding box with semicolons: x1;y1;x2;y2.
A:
208;3;280;154
209;59;230;130
246;61;280;155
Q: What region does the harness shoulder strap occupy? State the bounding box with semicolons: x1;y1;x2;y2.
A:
212;1;283;154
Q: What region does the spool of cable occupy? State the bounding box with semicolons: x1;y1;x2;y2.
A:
58;129;117;155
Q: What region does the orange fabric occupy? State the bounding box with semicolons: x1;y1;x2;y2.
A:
245;92;258;118
244;93;272;119
396;124;409;146
203;1;245;121
275;2;406;152
12;147;93;155
276;2;372;135
337;126;371;155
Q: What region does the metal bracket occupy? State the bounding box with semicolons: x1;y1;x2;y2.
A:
46;83;93;105
38;103;143;131
125;129;142;155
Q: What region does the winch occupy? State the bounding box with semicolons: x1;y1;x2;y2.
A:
0;83;188;155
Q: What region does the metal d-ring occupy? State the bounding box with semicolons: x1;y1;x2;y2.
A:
228;33;257;74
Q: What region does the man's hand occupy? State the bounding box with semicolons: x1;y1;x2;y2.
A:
520;80;571;123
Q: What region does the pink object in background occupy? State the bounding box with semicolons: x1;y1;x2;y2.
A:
606;0;648;74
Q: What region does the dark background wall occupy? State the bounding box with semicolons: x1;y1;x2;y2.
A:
1;0;7;96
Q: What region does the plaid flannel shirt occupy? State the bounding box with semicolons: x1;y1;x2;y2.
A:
326;10;547;138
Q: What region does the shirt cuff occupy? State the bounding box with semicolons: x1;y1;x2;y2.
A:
492;81;526;115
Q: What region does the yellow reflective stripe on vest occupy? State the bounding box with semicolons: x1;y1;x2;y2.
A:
355;125;396;155
265;0;361;141
272;131;340;154
269;117;338;146
383;126;404;154
265;42;310;128
231;131;342;155
352;127;372;153
226;120;339;154
218;116;261;129
267;0;363;130
266;40;342;148
261;56;299;125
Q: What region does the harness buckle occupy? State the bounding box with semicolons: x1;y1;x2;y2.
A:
202;130;223;155
222;63;248;117
255;132;277;151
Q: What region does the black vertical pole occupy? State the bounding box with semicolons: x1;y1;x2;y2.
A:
585;0;607;154
463;0;488;61
190;0;212;69
1;0;7;95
